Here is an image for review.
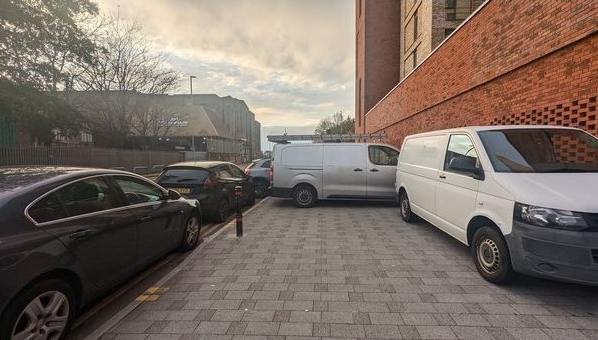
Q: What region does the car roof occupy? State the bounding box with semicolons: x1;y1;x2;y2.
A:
164;161;233;170
0;166;133;202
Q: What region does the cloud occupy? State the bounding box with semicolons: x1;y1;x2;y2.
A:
95;0;355;128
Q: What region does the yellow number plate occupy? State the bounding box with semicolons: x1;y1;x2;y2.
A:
172;187;191;194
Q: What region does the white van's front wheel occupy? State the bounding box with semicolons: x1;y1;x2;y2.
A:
399;191;416;222
472;227;514;284
292;185;316;208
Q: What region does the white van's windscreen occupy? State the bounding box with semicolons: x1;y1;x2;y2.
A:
478;129;598;173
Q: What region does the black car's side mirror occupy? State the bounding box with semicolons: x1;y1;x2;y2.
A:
167;189;182;200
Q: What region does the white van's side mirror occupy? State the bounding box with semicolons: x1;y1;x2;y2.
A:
448;156;485;180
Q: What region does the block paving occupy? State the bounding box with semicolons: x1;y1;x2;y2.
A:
99;198;598;339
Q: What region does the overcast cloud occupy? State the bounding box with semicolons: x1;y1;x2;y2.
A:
96;0;355;135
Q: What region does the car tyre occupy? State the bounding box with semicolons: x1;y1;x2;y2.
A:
0;279;76;340
471;226;515;284
215;199;230;223
254;179;270;199
179;212;201;251
399;191;416;222
292;185;316;208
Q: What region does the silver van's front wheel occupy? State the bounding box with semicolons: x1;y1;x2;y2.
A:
292;185;316;208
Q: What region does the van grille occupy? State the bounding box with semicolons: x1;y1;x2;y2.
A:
581;213;598;231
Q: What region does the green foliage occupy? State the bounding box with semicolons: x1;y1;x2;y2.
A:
315;111;355;135
0;0;98;90
0;79;86;145
0;0;97;144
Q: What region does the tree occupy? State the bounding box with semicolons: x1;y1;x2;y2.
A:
0;0;98;144
315;111;355;135
0;0;98;91
72;15;181;148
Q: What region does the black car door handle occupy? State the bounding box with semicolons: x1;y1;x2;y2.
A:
353;168;363;172
140;215;153;222
439;174;447;179
370;169;380;172
68;229;92;239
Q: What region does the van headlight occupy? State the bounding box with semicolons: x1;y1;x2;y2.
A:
514;203;589;231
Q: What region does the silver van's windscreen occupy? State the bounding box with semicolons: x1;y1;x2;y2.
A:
478;129;598;173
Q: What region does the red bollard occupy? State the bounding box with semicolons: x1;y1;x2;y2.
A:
235;185;243;237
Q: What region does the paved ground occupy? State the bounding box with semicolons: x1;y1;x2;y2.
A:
98;198;598;340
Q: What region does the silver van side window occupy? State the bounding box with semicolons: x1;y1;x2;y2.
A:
368;145;400;166
444;134;480;173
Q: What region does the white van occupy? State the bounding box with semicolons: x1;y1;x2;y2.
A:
395;125;598;285
271;143;400;207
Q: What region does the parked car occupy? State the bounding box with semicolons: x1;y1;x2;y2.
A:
271;143;400;207
396;125;598;285
244;158;271;198
156;161;255;222
0;167;201;340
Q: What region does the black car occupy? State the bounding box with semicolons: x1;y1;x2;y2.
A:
0;167;201;340
244;158;271;199
156;161;255;222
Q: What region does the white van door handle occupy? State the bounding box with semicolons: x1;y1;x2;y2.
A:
353;168;363;172
439;174;447;179
370;169;379;172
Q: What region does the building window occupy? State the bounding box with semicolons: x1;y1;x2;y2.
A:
446;0;479;21
358;0;362;17
413;8;418;41
358;79;362;126
412;48;418;69
445;28;455;38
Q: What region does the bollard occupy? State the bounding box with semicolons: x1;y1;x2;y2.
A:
235;185;243;237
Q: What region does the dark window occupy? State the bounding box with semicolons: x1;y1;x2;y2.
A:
413;9;418;41
157;168;210;184
261;160;271;168
412;48;418;69
228;165;244;178
446;0;480;21
369;146;400;166
114;176;165;205
445;28;455;38
444;134;480;174
28;193;67;223
217;166;234;178
30;177;121;221
479;129;598;173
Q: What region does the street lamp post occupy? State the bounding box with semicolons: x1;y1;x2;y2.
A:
189;75;197;151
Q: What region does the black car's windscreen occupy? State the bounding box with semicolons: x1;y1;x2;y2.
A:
478;129;598;173
157;168;210;184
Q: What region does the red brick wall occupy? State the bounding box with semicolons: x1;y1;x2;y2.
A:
365;1;598;148
356;0;401;135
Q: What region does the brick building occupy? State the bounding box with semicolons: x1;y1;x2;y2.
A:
356;0;598;148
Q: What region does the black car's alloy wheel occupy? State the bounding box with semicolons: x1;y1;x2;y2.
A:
216;199;230;222
179;213;201;251
254;180;269;199
1;279;75;340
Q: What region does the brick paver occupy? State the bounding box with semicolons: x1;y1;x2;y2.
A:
102;198;598;339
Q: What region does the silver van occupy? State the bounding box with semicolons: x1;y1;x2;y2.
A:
271;143;400;207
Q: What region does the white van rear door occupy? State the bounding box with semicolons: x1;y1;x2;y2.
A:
323;144;367;198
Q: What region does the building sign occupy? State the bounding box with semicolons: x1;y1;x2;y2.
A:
160;118;189;127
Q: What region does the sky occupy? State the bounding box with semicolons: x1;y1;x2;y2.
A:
95;0;356;150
